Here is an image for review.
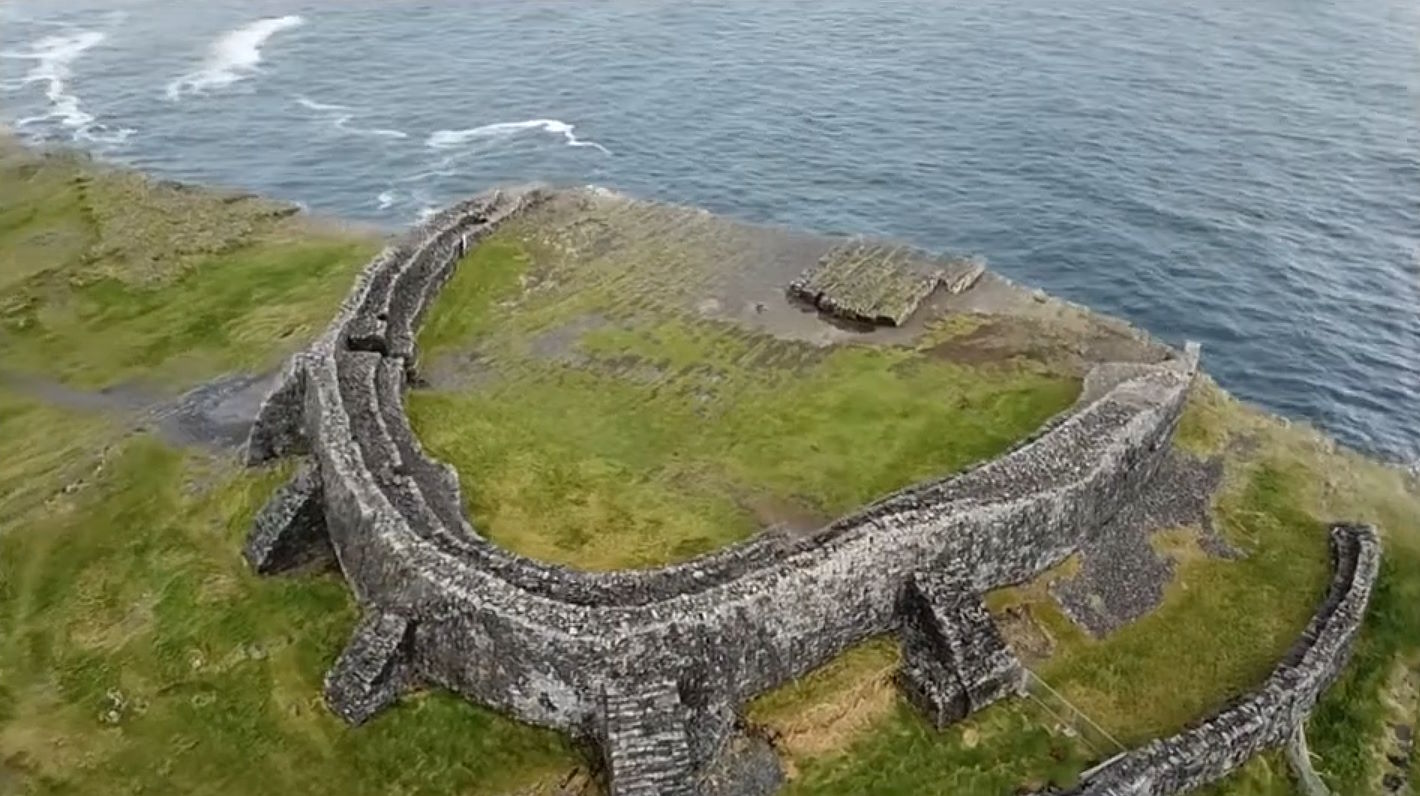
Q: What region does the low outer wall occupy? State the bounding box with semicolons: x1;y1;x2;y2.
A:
1062;523;1381;796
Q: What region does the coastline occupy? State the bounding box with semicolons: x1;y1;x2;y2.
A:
0;139;1417;795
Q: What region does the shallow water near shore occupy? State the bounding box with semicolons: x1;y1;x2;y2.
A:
1;0;1416;464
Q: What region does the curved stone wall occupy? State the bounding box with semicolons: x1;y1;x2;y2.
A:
1061;523;1380;796
244;187;1378;795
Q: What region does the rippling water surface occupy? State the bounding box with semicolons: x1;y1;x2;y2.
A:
3;0;1417;463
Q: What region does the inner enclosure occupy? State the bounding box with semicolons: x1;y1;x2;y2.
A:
403;192;1150;570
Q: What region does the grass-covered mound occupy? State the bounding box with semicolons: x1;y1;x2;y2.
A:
1;141;1417;795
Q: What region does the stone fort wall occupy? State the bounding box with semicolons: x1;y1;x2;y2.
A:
1059;523;1380;796
244;187;1379;795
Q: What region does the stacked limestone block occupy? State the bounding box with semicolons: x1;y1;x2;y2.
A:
599;680;697;796
325;611;416;725
787;239;984;326
1059;524;1380;796
243;461;328;574
897;568;1026;728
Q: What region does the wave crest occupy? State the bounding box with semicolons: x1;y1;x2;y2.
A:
166;15;304;101
1;30;132;145
426;118;610;154
296;95;408;139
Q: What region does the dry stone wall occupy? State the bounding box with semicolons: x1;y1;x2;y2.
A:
1060;523;1380;796
243;187;1379;795
898;567;1027;728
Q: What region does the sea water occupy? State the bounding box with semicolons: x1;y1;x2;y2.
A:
2;0;1416;464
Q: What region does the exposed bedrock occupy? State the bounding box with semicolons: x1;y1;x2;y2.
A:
1051;449;1230;636
241;187;1378;795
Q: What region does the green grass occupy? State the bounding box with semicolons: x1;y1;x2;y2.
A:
782;700;1089;795
3;237;374;388
0;141;379;389
744;380;1420;793
1014;462;1331;744
408;235;1079;569
0;403;578;795
0;142;579;794
3;137;1420;794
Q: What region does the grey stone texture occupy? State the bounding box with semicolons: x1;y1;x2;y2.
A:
243;461;330;574
1059;524;1380;796
241;187;1378;795
1051;451;1231;636
324;609;416;726
244;352;309;465
699;729;785;796
599;679;696;796
897;567;1026;728
1285;725;1333;796
787;239;984;326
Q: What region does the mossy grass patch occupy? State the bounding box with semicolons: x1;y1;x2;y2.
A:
408;230;1079;570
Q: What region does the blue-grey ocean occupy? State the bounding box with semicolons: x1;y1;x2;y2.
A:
2;0;1417;464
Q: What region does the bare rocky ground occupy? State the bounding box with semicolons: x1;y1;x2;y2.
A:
486;189;1171;368
0;368;275;453
1050;451;1233;637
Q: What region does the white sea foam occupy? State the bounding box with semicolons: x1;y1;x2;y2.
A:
376;190;397;210
341;121;408;139
426;119;610;154
0;30;132;145
296;96;344;112
296;95;409;139
585;185;627;199
166;15;304;100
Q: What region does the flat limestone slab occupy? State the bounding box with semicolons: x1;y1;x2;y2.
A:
788;240;985;326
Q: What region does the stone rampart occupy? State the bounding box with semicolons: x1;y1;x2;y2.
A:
243;187;1377;795
1060;523;1380;796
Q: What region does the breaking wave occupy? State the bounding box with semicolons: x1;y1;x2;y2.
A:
296;96;408;139
166;15;304;100
426;118;610;154
0;30;132;145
